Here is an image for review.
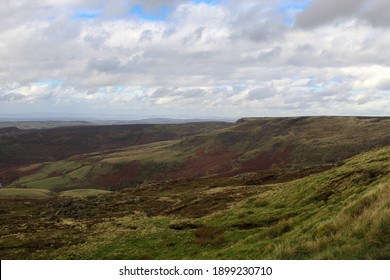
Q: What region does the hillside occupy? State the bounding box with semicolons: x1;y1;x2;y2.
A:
4;116;390;192
0;121;230;170
0;116;389;260
0;143;389;259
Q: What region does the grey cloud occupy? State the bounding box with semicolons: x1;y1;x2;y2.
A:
183;27;205;44
246;87;275;100
230;17;285;42
162;27;177;38
84;34;108;49
0;1;53;28
356;94;371;105
0;93;26;102
151;88;174;98
295;0;390;28
132;0;186;12
229;2;286;42
152;87;207;99
43;17;82;42
193;27;205;41
295;0;365;28
257;47;282;61
103;1;130;17
296;44;315;53
287;44;334;67
180;88;208;98
87;57;121;73
362;0;390;26
140;30;154;42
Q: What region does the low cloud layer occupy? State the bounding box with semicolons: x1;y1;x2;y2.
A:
0;0;389;119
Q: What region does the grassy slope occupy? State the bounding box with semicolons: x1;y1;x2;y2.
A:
74;147;390;260
0;122;231;169
0;188;108;199
8;116;390;192
59;189;111;198
7;140;182;191
197;116;390;167
0;188;53;199
1;145;388;259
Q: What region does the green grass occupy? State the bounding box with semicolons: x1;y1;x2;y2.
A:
59;146;390;259
0;188;53;199
0;187;110;199
99;140;183;164
67;166;93;180
1;145;390;260
59;189;111;198
11;161;82;187
198;147;390;259
21;176;72;190
10;142;185;191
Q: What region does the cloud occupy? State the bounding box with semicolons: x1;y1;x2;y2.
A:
87;57;122;73
1;0;390;119
295;0;365;28
0;93;26;102
43;16;82;42
229;2;286;42
245;87;276;100
361;0;390;27
295;0;390;28
132;0;186;12
257;46;282;61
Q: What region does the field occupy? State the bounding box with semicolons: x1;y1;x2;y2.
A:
0;117;389;259
0;188;53;199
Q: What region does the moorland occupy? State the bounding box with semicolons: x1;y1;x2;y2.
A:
0;116;389;259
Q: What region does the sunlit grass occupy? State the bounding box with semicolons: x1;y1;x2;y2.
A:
0;188;53;199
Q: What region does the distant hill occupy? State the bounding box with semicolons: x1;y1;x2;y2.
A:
174;116;390;175
0;118;236;129
96;118;237;125
0;121;94;130
0;122;231;170
3;116;390;191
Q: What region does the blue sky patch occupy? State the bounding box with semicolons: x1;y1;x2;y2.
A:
192;0;220;5
309;86;325;92
278;0;310;25
72;10;102;20
278;1;310;13
131;5;171;21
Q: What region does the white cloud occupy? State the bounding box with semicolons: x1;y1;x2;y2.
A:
0;0;389;118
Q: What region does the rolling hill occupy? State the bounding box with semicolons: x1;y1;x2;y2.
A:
0;140;389;259
0;116;389;259
3;116;390;192
0;121;230;184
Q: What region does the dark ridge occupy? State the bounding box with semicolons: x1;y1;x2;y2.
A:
0;122;231;169
0;127;22;135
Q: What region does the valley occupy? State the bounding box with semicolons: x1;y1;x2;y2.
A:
0;117;389;259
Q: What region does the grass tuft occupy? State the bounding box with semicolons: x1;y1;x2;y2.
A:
194;227;225;246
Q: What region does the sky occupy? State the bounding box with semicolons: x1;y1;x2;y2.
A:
0;0;390;120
